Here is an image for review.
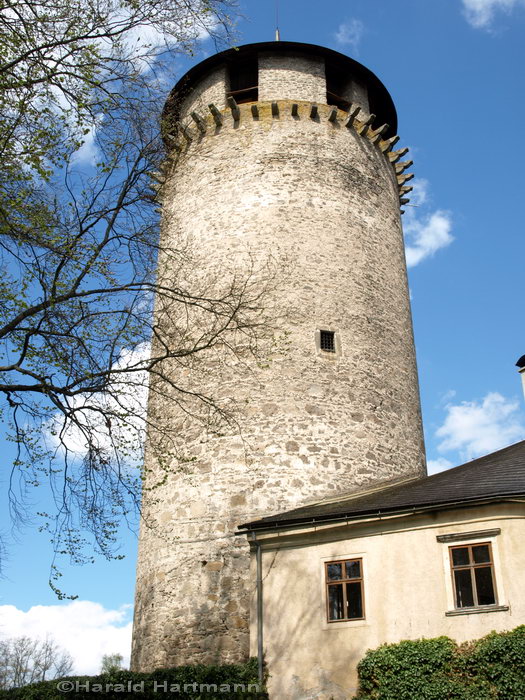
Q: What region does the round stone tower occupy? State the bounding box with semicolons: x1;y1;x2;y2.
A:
132;41;426;671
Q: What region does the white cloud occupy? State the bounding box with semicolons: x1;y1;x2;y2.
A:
436;391;525;460
462;0;525;28
47;343;149;462
334;19;364;53
403;179;454;267
439;389;457;405
109;4;218;73
0;601;132;675
404;211;453;267
427;457;454;475
71;123;100;166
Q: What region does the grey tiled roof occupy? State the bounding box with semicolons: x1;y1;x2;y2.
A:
240;440;525;531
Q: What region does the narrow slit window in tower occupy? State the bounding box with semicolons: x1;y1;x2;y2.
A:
325;62;351;112
227;57;258;104
320;330;336;353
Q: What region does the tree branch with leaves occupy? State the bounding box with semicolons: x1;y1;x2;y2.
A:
0;0;281;596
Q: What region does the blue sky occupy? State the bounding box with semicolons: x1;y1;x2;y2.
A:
1;0;524;674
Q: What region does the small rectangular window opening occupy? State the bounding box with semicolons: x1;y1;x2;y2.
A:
326;559;365;622
320;330;336;353
325;62;351;112
227;57;258;104
449;543;497;609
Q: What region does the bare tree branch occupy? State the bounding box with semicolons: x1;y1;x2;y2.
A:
0;636;73;689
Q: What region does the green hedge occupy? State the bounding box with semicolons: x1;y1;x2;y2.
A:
0;657;267;700
354;625;525;700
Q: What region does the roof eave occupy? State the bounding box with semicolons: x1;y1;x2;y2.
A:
238;493;525;535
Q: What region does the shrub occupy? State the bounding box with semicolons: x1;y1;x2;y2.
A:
354;626;525;700
468;625;525;699
355;636;471;700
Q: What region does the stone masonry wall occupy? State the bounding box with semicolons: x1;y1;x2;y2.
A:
258;53;326;102
132;53;426;672
177;65;227;123
350;78;370;117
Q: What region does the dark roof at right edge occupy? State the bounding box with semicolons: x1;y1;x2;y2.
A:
240;440;525;531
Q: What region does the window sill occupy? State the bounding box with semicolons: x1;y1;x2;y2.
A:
327;617;365;624
445;604;509;617
323;618;369;631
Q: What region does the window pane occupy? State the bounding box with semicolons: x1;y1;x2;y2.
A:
472;545;491;564
327;563;342;581
454;569;475;607
328;584;344;620
346;582;363;619
475;567;496;605
452;547;470;566
345;560;361;579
